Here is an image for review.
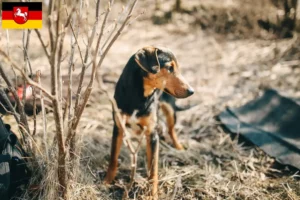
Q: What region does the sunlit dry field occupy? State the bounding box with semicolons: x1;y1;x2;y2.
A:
0;0;300;199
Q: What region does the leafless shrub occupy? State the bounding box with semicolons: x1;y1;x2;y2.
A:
0;0;140;199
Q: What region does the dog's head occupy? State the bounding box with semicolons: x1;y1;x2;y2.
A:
135;46;194;98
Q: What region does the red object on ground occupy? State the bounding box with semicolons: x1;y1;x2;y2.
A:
15;85;33;100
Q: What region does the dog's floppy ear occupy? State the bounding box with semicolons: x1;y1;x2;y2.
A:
134;47;160;74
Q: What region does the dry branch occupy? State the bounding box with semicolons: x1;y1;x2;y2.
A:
22;29;32;137
48;0;55;52
0;88;20;123
37;71;49;160
73;0;104;112
74;0;139;131
34;29;51;61
32;83;37;136
48;0;68;197
0;63;30;136
0;0;141;199
0;48;54;100
96;0;139;70
66;0;140;157
101;89;146;200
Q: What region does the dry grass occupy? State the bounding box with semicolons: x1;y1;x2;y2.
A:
1;0;300;199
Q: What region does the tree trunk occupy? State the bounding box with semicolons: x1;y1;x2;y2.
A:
260;0;299;37
296;0;300;31
174;0;181;11
284;0;297;29
155;0;160;10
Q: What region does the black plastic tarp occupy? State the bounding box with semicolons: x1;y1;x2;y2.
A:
218;89;300;169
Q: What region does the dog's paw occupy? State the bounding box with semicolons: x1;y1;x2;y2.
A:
103;176;114;185
175;143;185;150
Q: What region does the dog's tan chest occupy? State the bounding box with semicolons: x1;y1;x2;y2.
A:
123;112;157;136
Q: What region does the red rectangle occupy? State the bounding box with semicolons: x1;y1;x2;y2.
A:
2;11;42;20
28;11;42;20
2;11;13;20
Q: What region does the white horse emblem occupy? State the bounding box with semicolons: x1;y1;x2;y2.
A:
14;8;28;22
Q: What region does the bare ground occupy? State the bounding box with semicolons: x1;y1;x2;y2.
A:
1;0;300;199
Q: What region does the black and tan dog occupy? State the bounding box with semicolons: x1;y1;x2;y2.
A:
104;46;194;198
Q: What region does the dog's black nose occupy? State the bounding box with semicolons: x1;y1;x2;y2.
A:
187;88;194;96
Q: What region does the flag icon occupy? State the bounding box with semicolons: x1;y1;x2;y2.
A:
2;2;42;29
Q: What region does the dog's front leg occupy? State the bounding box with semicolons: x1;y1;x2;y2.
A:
146;131;159;200
160;102;184;150
104;124;123;184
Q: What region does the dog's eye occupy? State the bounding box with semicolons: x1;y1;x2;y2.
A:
168;66;174;73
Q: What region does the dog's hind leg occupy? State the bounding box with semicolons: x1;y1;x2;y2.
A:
104;124;123;184
146;132;159;200
160;102;183;150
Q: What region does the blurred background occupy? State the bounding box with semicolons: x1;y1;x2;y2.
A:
0;0;300;199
